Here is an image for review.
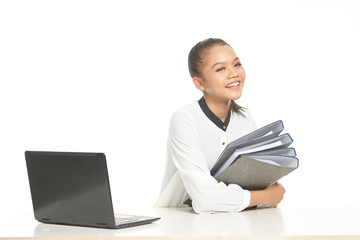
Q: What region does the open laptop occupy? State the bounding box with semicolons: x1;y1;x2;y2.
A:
25;151;160;229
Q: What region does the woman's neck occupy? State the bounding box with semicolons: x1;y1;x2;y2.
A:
203;95;231;122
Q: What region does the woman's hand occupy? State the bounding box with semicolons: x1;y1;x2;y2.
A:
249;183;286;208
263;183;286;207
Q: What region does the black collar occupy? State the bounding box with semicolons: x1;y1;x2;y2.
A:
198;97;231;132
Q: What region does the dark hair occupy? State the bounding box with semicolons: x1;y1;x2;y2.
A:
188;38;245;115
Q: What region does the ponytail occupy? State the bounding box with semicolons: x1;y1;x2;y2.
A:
230;100;246;115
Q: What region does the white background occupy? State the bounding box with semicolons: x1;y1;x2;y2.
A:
1;0;360;225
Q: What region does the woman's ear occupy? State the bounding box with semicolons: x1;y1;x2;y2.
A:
192;77;205;91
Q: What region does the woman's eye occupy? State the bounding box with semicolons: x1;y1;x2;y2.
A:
216;67;225;72
235;63;242;67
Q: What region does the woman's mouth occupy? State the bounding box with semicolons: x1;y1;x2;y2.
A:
225;81;240;88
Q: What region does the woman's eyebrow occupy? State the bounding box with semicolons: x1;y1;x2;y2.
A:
211;62;224;69
211;57;240;69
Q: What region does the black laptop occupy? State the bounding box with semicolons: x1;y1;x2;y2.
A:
25;151;160;229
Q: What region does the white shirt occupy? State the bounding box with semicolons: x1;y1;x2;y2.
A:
154;99;257;214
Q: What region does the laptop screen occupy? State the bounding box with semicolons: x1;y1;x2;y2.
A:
25;151;116;228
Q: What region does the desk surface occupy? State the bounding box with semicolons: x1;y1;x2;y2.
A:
1;207;360;238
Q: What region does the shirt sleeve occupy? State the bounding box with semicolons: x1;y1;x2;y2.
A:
168;110;251;214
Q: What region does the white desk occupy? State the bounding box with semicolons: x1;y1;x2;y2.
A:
1;207;360;239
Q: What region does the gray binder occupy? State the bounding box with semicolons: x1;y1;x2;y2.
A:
211;120;299;190
211;120;286;176
215;155;298;190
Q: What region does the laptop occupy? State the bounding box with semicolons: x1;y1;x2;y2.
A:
25;151;160;229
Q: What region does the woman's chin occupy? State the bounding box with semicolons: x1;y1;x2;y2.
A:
229;91;243;101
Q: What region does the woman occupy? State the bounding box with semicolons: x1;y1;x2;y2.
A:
154;38;285;214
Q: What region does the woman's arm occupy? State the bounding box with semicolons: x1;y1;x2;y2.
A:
169;110;251;213
249;183;286;207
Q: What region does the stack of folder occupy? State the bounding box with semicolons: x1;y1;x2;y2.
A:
211;120;299;190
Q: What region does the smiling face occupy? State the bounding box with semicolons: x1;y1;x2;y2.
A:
193;44;246;107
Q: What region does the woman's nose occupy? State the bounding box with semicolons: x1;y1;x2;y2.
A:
228;67;238;78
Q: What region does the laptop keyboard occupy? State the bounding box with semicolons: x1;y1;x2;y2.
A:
115;214;144;225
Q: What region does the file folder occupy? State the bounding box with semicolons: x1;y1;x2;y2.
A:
210;120;299;190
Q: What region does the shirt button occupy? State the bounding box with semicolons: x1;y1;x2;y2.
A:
222;142;225;145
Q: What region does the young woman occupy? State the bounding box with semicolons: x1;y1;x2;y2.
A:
154;38;285;214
